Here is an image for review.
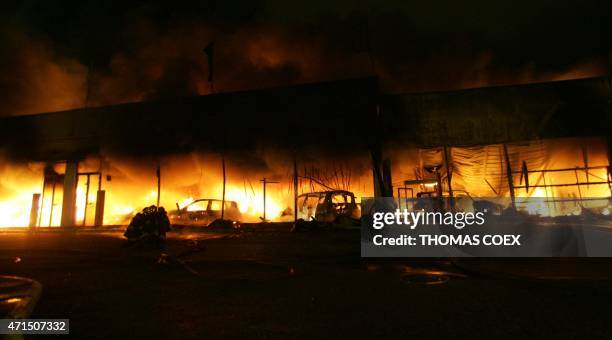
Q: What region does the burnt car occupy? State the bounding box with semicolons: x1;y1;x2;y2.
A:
168;199;242;227
297;190;361;224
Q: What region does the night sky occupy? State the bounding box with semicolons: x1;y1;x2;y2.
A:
0;0;610;116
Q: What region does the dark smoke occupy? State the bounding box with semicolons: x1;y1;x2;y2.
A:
0;0;611;116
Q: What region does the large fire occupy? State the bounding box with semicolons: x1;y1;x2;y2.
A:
0;137;609;227
0;171;297;227
0;151;373;227
0;162;44;227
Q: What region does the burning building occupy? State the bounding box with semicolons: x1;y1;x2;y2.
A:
0;76;610;227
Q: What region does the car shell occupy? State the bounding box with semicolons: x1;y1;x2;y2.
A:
297;190;361;223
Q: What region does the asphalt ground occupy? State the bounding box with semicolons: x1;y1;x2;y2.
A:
1;228;612;339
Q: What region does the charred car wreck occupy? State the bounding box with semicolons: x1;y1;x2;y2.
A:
296;190;361;226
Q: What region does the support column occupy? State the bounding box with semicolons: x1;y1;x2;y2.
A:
371;152;392;197
503;144;516;210
371;149;384;197
443;146;454;210
382;158;393;197
606;135;612;196
60;161;78;227
443;145;453;199
156;161;161;207
293;152;298;222
94;190;105;227
221;156;226;219
29;193;41;228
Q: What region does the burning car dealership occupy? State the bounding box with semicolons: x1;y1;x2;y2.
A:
0;76;610;228
3;1;612;338
0;77;380;228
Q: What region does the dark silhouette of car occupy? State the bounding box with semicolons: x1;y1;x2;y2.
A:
168;199;242;227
